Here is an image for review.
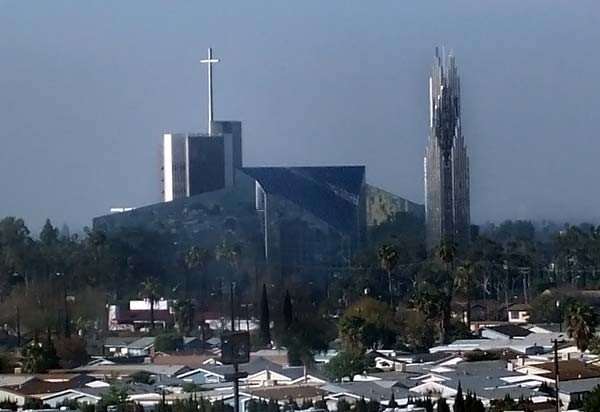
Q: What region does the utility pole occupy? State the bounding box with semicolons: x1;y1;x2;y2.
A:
221;283;249;412
230;282;240;412
16;305;21;347
554;339;560;412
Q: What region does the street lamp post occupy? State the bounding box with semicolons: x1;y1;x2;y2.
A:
556;300;562;333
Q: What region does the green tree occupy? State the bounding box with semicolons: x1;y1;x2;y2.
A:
0;399;17;411
154;332;184;352
21;339;59;373
215;241;242;276
464;392;485;412
184;246;212;299
398;309;436;353
325;350;370;382
354;399;367;412
336;400;350;412
453;382;465;412
566;303;598;351
40;219;59;246
130;371;154;384
0;352;16;374
259;284;271;347
377;244;399;305
414;398;434;412
338;297;399;350
173;299;195;335
437;241;456;344
366;400;379;412
436;398;450;412
0;217;32;291
282;290;293;331
139;277;160;330
454;261;476;327
529;293;573;324
583;385;600;412
285;315;333;367
97;385;129;412
54;336;89;369
388;393;397;408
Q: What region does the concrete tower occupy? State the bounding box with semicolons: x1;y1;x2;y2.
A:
424;48;470;251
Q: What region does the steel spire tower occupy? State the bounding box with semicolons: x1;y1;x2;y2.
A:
200;47;220;135
424;47;470;251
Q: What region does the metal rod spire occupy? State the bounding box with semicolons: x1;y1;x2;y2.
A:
200;48;220;135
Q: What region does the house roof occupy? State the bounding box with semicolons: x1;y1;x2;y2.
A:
486;325;532;338
127;337;156;350
152;354;214;368
321;381;411;403
73;364;189;377
4;375;95;395
508;303;531;311
103;337;140;347
242;166;365;234
0;375;36;387
179;357;324;382
532;360;600;381
528;324;563;333
407;360;545;401
113;310;172;324
431;332;569;354
250;385;328;401
558;377;600;394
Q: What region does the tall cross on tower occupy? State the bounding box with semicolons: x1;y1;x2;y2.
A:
200;47;220;135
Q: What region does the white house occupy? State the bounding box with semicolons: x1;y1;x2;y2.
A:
507;304;531;324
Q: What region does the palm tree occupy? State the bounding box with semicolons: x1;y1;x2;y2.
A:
377;244;399;306
184;246;212;301
173;299;195;335
566;303;598;351
216;241;242;273
438;240;457;272
455;261;476;328
437;240;457;344
139;278;160;331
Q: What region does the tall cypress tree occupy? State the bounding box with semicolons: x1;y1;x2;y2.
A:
436;398;450;412
283;290;293;330
260;284;271;346
388;393;397;408
454;382;465;412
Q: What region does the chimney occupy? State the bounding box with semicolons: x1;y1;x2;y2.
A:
395;362;407;372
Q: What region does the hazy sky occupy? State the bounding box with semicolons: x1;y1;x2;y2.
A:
1;1;599;232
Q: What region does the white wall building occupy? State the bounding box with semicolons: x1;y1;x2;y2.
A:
162;133;187;201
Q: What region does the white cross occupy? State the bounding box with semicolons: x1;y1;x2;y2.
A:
200;48;220;135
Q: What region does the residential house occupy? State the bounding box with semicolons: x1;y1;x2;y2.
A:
108;300;172;332
0;387;28;406
321;381;411;408
508;304;531;324
178;357;325;386
481;325;532;340
72;364;190;379
430;332;569;355
103;336;204;358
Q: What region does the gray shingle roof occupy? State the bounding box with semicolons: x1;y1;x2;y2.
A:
559;377;600;394
487;325;532;338
321;381;410;402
